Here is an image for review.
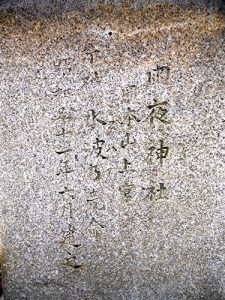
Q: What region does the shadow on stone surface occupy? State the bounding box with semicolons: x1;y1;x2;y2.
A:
0;0;224;18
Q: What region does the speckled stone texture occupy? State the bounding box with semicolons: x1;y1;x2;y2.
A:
0;1;224;299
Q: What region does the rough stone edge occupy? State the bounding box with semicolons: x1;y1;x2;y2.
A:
0;0;224;18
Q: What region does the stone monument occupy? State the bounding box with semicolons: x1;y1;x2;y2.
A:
0;1;224;299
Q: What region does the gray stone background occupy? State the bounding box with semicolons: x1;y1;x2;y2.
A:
0;1;224;299
0;0;224;16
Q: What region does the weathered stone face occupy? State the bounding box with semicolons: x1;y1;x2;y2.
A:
0;2;224;299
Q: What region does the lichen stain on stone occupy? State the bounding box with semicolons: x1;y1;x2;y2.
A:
0;3;224;66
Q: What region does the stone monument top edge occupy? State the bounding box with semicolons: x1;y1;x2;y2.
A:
0;0;224;18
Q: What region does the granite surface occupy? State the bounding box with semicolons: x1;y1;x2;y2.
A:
0;0;225;16
0;1;225;299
